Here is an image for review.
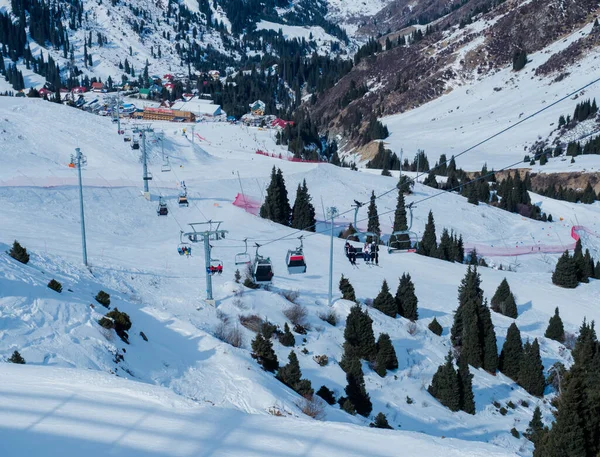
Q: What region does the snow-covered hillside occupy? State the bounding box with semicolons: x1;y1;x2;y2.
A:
2;97;600;456
381;21;600;171
0;364;519;457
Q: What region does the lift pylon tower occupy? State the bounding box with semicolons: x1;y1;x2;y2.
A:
181;222;228;306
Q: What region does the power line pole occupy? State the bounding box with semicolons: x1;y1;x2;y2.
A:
74;148;88;266
115;91;122;134
326;207;338;305
181;222;227;306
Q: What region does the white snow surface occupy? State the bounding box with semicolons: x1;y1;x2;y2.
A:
1;97;600;456
0;364;517;457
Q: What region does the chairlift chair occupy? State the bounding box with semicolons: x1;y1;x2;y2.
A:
208;259;223;275
157;197;168;216
286;236;307;274
344;201;379;257
387;203;419;253
131;139;140;150
161;156;171;172
253;244;273;283
124;136;132;142
177;232;192;256
235;239;252;265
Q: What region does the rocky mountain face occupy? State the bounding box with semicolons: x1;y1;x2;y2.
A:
308;0;600;150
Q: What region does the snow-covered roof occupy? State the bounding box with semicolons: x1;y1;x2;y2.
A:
171;99;222;115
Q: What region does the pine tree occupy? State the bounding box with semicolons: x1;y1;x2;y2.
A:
276;351;302;388
8;240;30;264
519;339;545;397
370;412;393;429
525;406;544;444
251;333;279;372
552;251;579;288
8;350;25;364
499;323;523;381
390;188;409;249
480;300;498;373
343;304;376;361
259;167;291;226
573;239;588;283
344;355;373;417
428;351;461;412
373;280;396;317
339;274;356;302
395;273;418;320
457;354;475;414
545;307;565;343
366;190;381;240
291;179;316;231
533;372;587;457
375;333;398;377
279;323;296;347
418;210;437;257
491;278;518;318
428;317;443;336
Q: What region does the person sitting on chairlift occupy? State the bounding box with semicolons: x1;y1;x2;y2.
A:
217;264;223;274
363;243;371;264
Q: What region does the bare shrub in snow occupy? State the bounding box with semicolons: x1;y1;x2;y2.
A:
284;303;308;327
216;309;229;323
407;321;417;335
281;289;300;304
239;314;264;332
313;354;329;366
317;310;337;326
564;332;576;350
215;322;244;348
297;395;325;420
365;298;374;308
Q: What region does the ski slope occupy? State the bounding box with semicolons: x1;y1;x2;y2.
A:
381;20;600;171
1;97;600;456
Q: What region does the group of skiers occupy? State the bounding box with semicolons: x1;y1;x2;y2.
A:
344;241;379;266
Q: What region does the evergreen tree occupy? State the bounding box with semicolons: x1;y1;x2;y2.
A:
8;240;29;264
573;239;588;283
373;280;396;317
525;406;544;444
8;350;25;364
428;351;461;412
480;300;499;373
395;273;418;320
259;166;291;226
344;355;373;417
491;278;518;318
519;339;545;397
390;188;409;249
428;317;443;336
291;179;316;231
499;323;523;381
545;307;565;343
317;385;336;405
343;304;377;361
276;351;302;388
552;251;579;288
366;190;381;240
457;354;475;414
533;373;587;457
251;333;279;372
375;333;398;377
339;274;356;302
418;210;437;257
279;322;296;347
370;412;393;429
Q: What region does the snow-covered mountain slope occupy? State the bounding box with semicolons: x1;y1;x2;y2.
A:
381;21;600;171
0;364;519;457
2;98;600;456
